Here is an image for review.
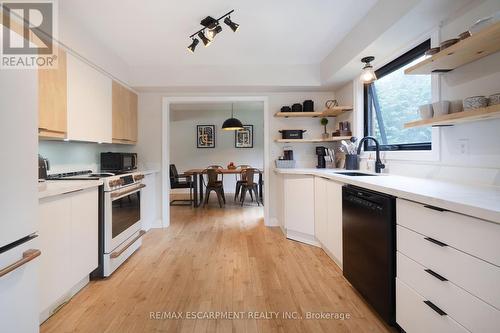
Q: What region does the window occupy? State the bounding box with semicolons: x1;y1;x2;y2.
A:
364;40;432;151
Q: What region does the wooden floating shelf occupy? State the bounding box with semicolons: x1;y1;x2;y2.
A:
405;22;500;75
274;106;353;118
404;104;500;128
275;136;352;143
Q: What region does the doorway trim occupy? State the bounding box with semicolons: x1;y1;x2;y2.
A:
161;96;270;227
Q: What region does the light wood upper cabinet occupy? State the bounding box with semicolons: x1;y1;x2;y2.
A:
112;81;138;144
38;49;67;139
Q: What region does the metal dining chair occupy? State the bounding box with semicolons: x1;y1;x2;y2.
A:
234;165;251;201
202;168;226;208
239;168;261;206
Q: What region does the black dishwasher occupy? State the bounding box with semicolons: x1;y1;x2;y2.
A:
342;185;396;325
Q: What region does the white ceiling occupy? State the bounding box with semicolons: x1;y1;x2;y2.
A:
60;0;377;67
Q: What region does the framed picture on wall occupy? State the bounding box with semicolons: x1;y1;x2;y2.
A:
235;125;253;148
197;125;216;148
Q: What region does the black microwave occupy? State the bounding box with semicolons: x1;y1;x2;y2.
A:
101;152;137;172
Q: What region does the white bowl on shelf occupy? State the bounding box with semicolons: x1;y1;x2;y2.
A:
432;101;450;117
419;104;433;119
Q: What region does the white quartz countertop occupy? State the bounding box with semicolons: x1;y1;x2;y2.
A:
275;168;500;224
139;169;160;175
38;180;103;200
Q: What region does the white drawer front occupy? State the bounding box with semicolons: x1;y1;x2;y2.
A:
397;225;500;310
397;199;500;267
396;278;469;333
397;252;500;333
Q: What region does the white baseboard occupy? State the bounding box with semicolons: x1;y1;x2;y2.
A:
285;229;320;247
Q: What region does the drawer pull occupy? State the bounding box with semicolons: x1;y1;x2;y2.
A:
423;205;448;212
424;237;448;247
424;300;447;316
424;269;448;281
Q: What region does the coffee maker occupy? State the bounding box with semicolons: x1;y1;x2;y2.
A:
38;155;50;181
316;146;327;168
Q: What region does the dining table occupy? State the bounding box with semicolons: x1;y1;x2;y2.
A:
184;168;264;207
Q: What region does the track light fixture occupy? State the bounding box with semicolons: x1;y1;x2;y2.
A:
187;10;239;53
224;16;239;32
197;31;211;47
187;38;199;53
206;25;222;40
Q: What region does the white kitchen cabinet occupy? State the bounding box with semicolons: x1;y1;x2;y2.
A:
283;175;316;245
39;187;98;322
38;194;72;317
66;53;112;143
325;180;343;267
141;173;157;231
69;189;99;286
314;177;343;267
396;199;500;333
314;177;328;246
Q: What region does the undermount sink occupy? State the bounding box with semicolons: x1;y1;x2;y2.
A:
334;172;379;177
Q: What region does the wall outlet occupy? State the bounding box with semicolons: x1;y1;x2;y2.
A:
458;138;469;155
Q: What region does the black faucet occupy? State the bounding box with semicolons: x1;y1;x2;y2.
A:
357;136;385;173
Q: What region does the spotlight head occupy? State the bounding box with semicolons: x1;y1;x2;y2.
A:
198;31;211;47
206;25;222;40
187;38;199;53
224;16;239;32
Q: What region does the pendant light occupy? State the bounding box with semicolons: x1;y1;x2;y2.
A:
222;104;244;131
360;56;377;83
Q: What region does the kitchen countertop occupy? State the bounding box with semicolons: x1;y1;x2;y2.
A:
275;168;500;224
39;180;103;200
139;169;160;175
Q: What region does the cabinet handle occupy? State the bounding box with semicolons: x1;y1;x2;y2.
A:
423;205;448;212
110;230;145;258
0;249;41;278
423;300;447;316
424;269;448;281
424;237;448;247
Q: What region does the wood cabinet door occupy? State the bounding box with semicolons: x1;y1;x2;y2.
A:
112;81;137;144
128;89;138;142
326;180;343;267
38;48;67;139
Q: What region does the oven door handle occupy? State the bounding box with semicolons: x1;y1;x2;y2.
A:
111;184;146;200
110;230;146;258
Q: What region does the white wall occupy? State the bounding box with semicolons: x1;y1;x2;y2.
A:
136;91;335;227
170;106;264;193
335;0;500;186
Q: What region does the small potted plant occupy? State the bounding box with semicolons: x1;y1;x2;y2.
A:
320;118;329;139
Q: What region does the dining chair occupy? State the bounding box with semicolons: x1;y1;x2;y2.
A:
240;168;260;206
169;164;194;206
202;168;226;208
234;165;251;201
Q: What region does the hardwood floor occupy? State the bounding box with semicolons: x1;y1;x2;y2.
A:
41;196;392;333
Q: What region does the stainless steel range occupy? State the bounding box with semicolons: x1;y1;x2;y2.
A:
48;170;146;277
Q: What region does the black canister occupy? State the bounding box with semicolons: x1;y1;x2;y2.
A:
281;106;291;112
291;103;302;112
345;154;359;170
303;100;314;112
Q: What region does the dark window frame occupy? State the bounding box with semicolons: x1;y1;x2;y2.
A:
364;39;432;152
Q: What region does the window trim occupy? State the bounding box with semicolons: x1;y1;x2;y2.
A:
363;39;431;152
